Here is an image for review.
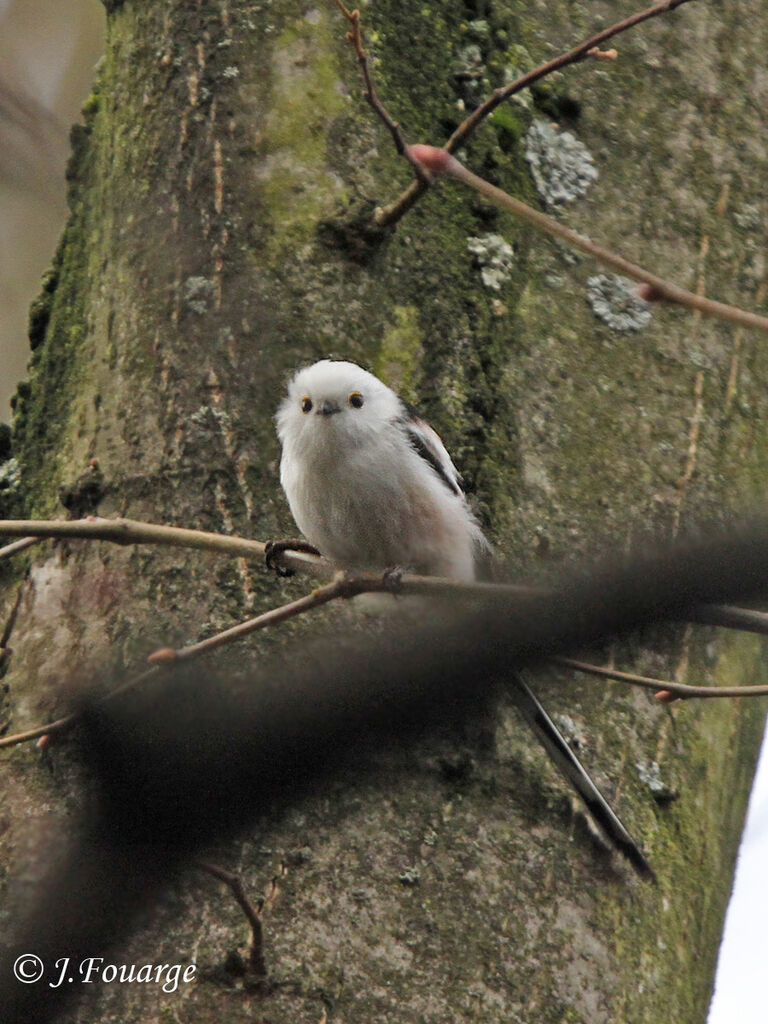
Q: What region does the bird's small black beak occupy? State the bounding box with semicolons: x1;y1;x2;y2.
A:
317;400;342;417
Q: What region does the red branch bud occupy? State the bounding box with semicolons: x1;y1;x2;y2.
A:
147;647;179;665
654;689;680;704
636;283;667;303
406;144;455;178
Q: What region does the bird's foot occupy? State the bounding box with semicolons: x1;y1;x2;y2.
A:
381;566;404;594
264;539;321;577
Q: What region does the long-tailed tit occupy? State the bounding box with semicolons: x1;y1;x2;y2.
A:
277;359;487;580
276;359;652;877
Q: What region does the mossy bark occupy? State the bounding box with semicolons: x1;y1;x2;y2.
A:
2;1;767;1022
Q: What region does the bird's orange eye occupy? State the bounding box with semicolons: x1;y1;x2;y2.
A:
349;392;364;409
301;397;313;413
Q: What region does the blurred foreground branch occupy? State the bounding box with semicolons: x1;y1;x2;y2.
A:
4;520;768;1021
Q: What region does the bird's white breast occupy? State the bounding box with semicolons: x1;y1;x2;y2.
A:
280;423;479;579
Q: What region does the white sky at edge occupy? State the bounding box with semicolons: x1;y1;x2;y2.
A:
708;720;768;1023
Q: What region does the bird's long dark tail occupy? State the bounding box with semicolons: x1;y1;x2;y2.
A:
508;671;654;880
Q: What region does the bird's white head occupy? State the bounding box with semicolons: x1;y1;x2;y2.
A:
276;360;402;455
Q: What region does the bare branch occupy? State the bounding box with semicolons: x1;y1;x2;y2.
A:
0;572;410;751
688;603;768;636
333;0;429;185
197;861;268;977
0;516;329;577
373;0;698;226
0;515;268;556
334;2;765;336
2;516;768;630
5;518;768;631
141;573;387;673
0;715;73;750
555;656;768;700
443;0;696;156
4;511;768;753
408;145;768;336
0;536;39;561
0;517;536;595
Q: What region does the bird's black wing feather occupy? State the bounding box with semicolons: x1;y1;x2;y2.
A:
509;671;654;879
397;404;462;497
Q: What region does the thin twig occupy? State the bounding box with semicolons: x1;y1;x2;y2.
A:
373;0;697;226
445;0;696;155
555;656;768;700
2;517;768;629
197;861;268;977
1;584;24;649
0;714;73;749
0;516;330;577
0;517;535;596
0;572;409;751
335;1;765;335
3;513;768;752
688;604;768;636
333;0;429;185
0;515;271;559
0;536;39;561
3;583;767;756
146;573;374;666
408;145;768;336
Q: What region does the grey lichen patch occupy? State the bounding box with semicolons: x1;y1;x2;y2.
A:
636;760;679;805
501;44;537;110
0;458;21;496
732;202;762;232
189;404;233;433
398;865;420;886
183;276;215;315
525;120;598;205
465;19;491;42
467;234;515;291
451;42;487;108
585;274;652;332
554;714;586;751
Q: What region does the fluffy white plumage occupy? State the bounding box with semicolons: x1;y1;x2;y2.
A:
276;360;487;580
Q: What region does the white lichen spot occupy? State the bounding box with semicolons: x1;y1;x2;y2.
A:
398;866;420;886
525;120;598;204
189;405;232;431
0;457;21;494
586;274;652;332
452;42;486;106
502;44;536;109
733;202;762;232
466;19;490;40
636;760;678;803
221;66;240;79
453;42;484;77
467;234;515;291
554;714;585;750
183;276;215;315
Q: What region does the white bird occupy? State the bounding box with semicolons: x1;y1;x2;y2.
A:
276;359;652;878
277;359;487;580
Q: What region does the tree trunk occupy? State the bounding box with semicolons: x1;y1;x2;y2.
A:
2;1;767;1021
